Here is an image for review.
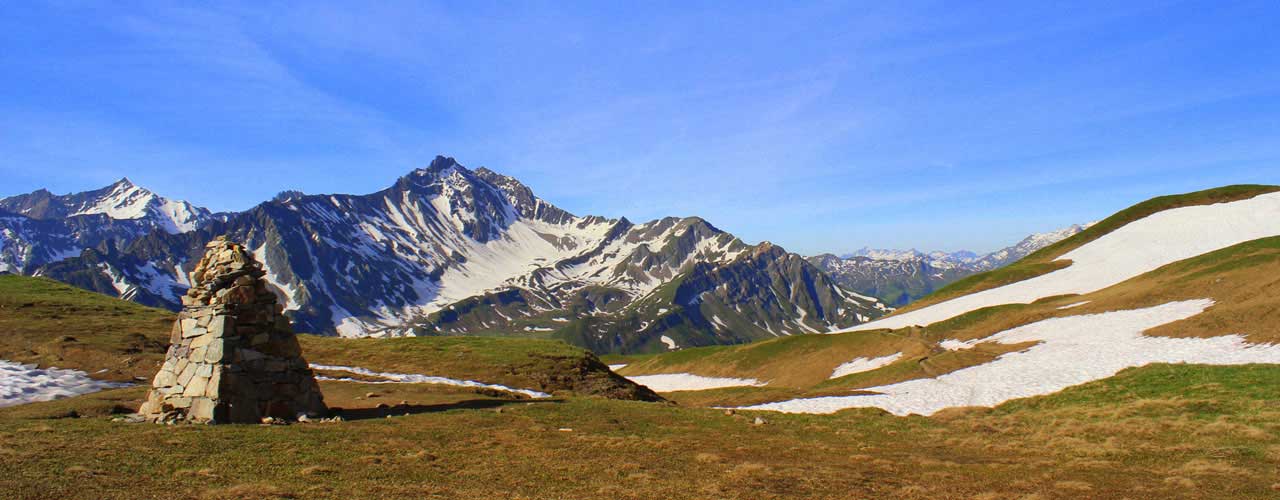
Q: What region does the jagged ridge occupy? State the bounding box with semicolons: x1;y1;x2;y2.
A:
4;156;889;354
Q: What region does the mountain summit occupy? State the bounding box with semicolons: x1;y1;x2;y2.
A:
0;178;211;233
0;179;212;274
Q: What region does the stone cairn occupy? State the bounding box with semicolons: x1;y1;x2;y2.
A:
139;236;327;424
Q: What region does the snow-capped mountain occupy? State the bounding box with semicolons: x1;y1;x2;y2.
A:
844;247;978;267
14;156;888;353
812;223;1093;306
969;223;1094;270
0;178;211;234
0;180;213;274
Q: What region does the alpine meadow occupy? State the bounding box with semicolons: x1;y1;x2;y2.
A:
2;2;1279;499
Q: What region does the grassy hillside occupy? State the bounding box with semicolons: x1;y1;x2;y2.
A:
0;275;657;400
0;275;173;382
618;231;1280;408
3;259;1280;497
1;363;1277;499
898;184;1280;312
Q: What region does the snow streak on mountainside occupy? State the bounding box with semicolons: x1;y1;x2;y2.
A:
811;223;1092;305
13;157;887;354
843;192;1280;332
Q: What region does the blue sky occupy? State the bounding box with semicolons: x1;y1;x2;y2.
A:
2;1;1277;255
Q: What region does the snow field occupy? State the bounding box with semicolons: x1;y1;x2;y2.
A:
747;300;1280;416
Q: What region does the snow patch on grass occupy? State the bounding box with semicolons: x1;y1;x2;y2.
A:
660;335;678;350
829;352;903;379
939;339;978;351
747;300;1280;416
312;364;550;399
0;360;127;407
627;373;766;392
608;364;628;370
1058;301;1090;310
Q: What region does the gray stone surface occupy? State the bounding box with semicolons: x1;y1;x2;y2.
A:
139;236;327;424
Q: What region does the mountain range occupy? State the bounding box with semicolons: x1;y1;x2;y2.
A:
808;223;1093;306
0;156;889;354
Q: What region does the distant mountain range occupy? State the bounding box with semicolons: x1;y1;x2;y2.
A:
809;223;1093;306
0;156;888;354
0;179;217;275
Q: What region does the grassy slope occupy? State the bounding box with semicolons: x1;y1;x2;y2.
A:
3;254;1280;497
1;363;1277;499
0;275;655;400
898;184;1280;313
618;231;1280;408
0;275;173;382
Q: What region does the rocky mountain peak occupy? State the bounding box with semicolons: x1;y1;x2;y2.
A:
405;155;466;179
9;155;890;353
750;241;786;259
0;178;211;234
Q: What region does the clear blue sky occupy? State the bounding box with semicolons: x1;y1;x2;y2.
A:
2;1;1277;255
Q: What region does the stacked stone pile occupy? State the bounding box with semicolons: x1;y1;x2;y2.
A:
139;236;327;423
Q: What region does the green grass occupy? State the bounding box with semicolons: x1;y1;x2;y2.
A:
3;363;1279;499
918;303;1034;336
0;275;173;381
0;274;654;400
1154;235;1280;281
619;328;919;387
4;268;1280;497
301;336;655;400
995;363;1280;415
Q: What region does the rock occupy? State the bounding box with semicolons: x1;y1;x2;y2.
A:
724;409;736;416
752;417;767;426
183;375;208;397
365;392;379;399
138;237;327;424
